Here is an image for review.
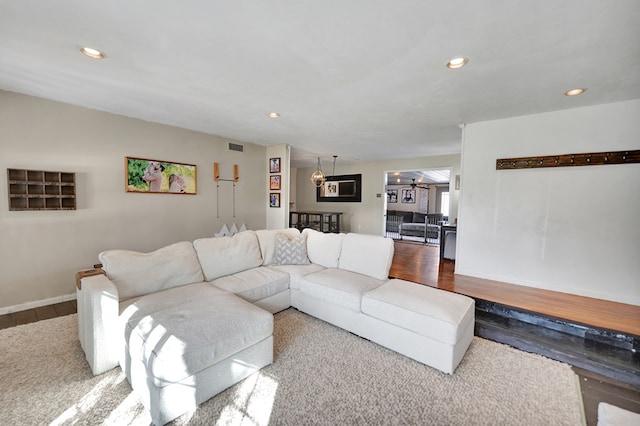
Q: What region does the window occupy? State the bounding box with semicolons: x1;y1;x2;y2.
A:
440;192;450;217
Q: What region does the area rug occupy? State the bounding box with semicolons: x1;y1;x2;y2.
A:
0;309;585;425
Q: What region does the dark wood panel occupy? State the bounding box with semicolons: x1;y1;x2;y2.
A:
53;301;77;316
575;368;640;426
496;149;640;170
13;309;38;325
0;313;15;330
35;305;58;321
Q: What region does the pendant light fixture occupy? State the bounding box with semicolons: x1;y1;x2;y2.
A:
310;157;326;187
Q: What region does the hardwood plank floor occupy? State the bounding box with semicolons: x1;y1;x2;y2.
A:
0;300;77;330
389;241;640;337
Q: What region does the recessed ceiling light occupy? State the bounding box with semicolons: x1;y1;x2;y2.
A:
446;57;468;69
80;47;105;59
268;112;280;118
564;88;586;96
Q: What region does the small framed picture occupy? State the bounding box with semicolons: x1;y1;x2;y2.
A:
269;157;281;174
270;175;281;190
401;189;416;204
269;192;281;208
387;189;398;203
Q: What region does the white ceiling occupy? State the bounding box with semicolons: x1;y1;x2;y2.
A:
387;170;450;186
1;1;639;168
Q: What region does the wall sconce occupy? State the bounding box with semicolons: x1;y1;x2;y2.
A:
310;157;326;187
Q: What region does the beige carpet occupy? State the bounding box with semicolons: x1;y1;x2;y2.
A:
0;308;585;425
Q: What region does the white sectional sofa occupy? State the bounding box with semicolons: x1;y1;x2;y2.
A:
76;228;475;425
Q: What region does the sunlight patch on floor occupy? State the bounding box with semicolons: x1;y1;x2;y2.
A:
102;387;150;426
50;373;127;426
215;371;278;426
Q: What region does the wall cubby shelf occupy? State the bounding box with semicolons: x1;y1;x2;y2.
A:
7;168;76;211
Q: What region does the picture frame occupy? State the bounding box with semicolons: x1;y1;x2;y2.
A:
317;174;362;202
125;157;196;194
269;192;281;208
387;189;398;203
270;175;281;190
269;157;281;174
401;189;416;204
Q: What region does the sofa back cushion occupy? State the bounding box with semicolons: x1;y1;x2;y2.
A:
99;241;205;301
396;211;413;223
255;228;301;265
412;212;426;223
302;228;345;268
427;212;444;224
338;233;395;281
193;230;263;281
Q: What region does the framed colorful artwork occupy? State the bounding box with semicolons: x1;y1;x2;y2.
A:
270;175;281;190
269;157;281;173
269;192;281;207
125;157;196;194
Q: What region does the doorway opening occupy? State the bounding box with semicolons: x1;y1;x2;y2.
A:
384;169;451;244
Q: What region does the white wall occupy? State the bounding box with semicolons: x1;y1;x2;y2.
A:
457;99;640;306
0;91;267;311
386;185;428;213
296;154;461;235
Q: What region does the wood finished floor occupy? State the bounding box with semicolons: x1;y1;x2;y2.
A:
389;241;640;337
0;300;77;330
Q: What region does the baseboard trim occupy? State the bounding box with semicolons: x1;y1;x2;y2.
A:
0;293;76;315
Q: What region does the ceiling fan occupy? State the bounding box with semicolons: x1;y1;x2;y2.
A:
398;178;430;190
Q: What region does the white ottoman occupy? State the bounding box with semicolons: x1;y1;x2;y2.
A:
360;279;475;374
120;283;274;425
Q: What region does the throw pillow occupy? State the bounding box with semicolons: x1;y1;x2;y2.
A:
274;232;310;265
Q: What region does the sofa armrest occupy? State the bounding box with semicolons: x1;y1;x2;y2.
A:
76;273;120;375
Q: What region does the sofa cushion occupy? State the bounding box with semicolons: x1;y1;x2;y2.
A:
298;268;386;312
210;266;289;302
400;223;426;238
99;241;205;301
255;228;301;265
269;264;325;290
362;279;475;345
120;282;273;387
302;228;345;268
338;233;394;281
274;232;310;265
193;230;263;281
